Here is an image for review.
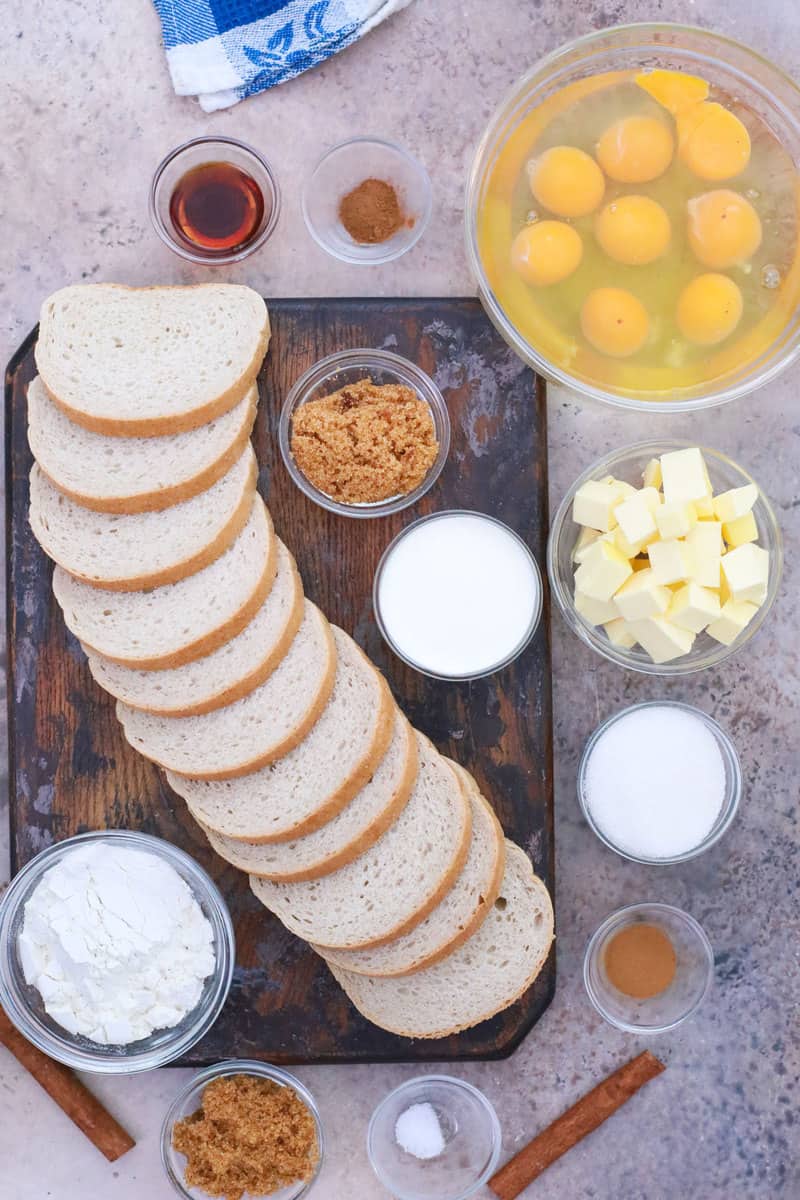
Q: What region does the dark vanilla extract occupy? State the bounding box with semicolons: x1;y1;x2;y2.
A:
169;161;265;254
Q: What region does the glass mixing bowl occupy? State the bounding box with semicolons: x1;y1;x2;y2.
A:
465;23;800;411
547;440;782;675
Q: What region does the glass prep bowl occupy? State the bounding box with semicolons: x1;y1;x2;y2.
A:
465;22;800;411
0;830;235;1073
547;440;782;676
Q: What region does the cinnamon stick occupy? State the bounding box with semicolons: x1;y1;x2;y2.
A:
489;1051;665;1199
0;1006;135;1162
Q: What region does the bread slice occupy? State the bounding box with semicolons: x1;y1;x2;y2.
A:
27;375;258;514
329;844;554;1037
169;629;395;842
85;539;303;716
52;496;275;670
30;444;257;591
250;735;472;950
35;284;269;436
203;708;417;882
318;766;505;976
117;601;336;779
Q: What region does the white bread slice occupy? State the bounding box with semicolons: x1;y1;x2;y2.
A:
329;844;554;1038
85;539;303;716
203;708;417;882
169;629;395;842
29;444;257;591
250;735;472;950
35;284;269;436
318;766;505;977
52;496;275;670
117;601;336;779
27;375;257;514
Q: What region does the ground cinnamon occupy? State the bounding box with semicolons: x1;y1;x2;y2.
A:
338;177;405;243
604;923;677;999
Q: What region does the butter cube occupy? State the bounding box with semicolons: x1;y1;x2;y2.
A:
612;525;647;558
685;522;723;587
706;599;759;645
627;616;696;663
613;568;672;621
668;582;721;633
615;490;659;547
661;447;711;505
574;590;619;625
574;540;632;601
573;481;622;532
642;458;662;489
721;543;769;604
723;511;758;548
604;618;637;649
572;525;601;563
656;500;697;540
693;495;716;518
648;539;692;585
713;484;758;524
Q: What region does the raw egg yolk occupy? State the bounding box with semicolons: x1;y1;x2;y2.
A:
595;195;671;265
677;273;744;345
687;189;762;268
529;146;605;218
596;115;674;183
635;69;710;116
677;102;751;180
511;220;584;286
580;288;650;358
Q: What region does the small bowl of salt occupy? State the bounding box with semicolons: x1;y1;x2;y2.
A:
367;1075;501;1200
578;701;742;865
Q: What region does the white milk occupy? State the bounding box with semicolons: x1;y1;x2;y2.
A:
375;512;541;678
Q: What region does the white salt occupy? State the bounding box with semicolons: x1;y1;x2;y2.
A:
583;705;728;859
395;1101;446;1160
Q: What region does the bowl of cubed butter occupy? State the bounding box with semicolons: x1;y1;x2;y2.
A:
547;441;782;675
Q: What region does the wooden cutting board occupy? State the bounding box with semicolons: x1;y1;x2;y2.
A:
5;298;555;1064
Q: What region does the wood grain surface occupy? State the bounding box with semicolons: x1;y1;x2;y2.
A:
5;298;555;1064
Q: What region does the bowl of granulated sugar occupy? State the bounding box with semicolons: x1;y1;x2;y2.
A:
578;700;742;864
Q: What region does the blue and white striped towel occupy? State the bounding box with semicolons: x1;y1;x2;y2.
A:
154;0;413;111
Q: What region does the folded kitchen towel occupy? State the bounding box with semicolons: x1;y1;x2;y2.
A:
154;0;413;112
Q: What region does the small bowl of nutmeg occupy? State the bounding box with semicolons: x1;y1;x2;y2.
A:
279;348;451;519
161;1060;324;1199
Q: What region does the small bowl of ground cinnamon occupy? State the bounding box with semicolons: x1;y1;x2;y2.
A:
161;1060;323;1200
279;348;450;518
303;137;431;264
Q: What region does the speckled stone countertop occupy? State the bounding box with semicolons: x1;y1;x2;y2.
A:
1;2;798;1197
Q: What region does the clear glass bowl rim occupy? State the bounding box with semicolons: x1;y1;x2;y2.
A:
149;134;282;264
366;1073;502;1200
583;901;715;1033
373;509;544;681
577;700;743;864
464;20;800;412
302;135;432;264
161;1059;325;1200
0;829;235;1073
278;347;451;518
546;438;783;676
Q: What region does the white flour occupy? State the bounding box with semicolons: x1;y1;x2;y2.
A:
18;842;215;1045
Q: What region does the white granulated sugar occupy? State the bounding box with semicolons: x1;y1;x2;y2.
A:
584;705;727;859
395;1101;446;1160
18;842;215;1045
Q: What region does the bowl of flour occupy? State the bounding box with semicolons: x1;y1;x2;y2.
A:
0;830;234;1072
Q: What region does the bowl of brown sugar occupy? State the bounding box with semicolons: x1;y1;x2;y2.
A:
279;348;450;518
303;137;432;264
161;1060;323;1200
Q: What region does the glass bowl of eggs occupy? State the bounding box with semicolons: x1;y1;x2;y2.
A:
465;22;800;411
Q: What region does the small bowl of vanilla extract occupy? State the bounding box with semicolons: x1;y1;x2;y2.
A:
150;136;280;264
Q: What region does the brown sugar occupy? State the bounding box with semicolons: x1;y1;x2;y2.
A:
290;377;439;505
604;923;677;1000
172;1075;319;1200
338;178;405;244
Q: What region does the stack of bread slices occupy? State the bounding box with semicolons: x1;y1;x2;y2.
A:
27;283;553;1040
